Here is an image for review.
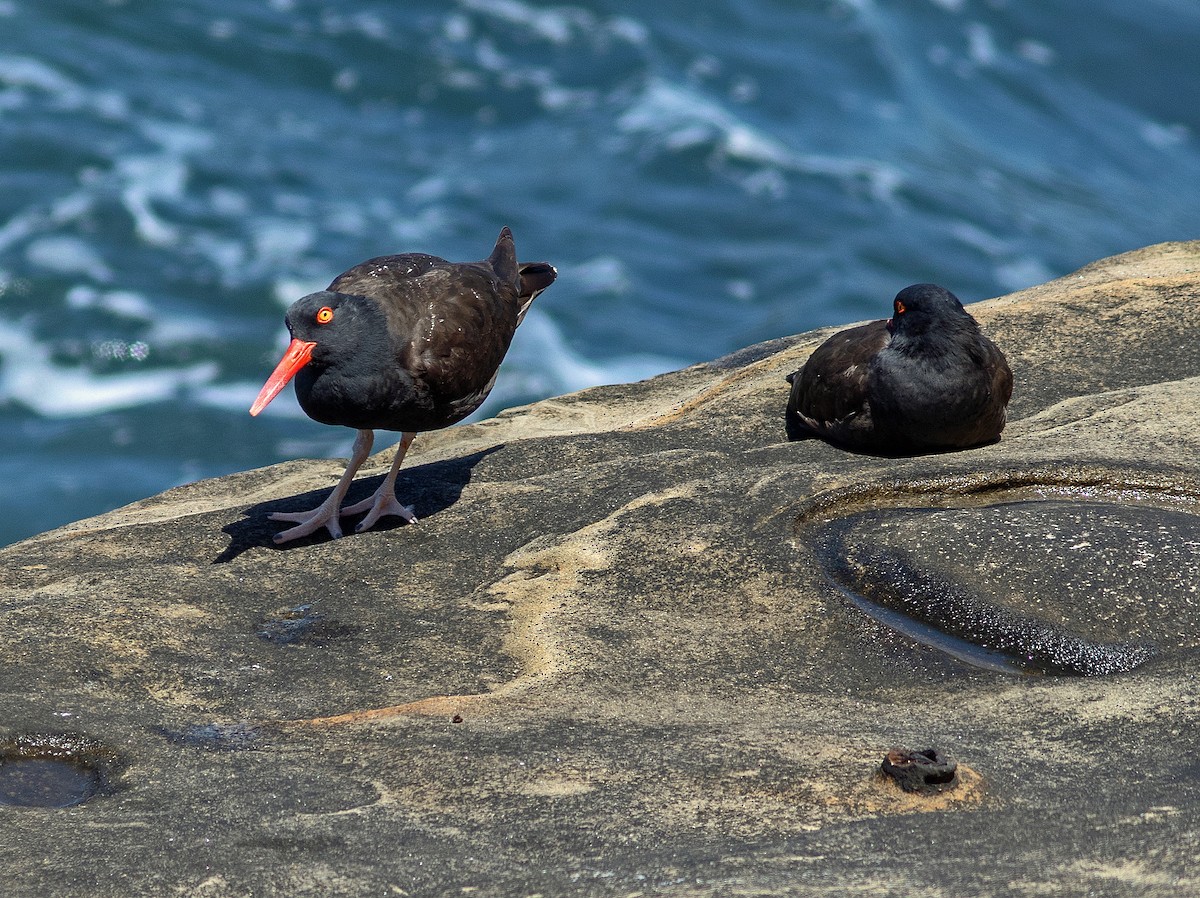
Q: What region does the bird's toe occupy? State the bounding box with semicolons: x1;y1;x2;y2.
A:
345;492;420;533
353;497;419;533
268;507;344;543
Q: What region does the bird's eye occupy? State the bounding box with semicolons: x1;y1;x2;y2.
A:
895;300;906;315
315;306;334;325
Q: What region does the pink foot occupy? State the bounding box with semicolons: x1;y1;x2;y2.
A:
268;500;345;543
341;487;419;533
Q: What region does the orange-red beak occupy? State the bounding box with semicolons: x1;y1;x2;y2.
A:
249;338;317;416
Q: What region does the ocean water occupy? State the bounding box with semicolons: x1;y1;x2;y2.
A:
1;0;1198;547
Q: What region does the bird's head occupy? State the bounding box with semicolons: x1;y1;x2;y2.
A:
885;283;970;340
249;290;378;416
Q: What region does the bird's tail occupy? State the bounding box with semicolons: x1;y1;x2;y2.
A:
490;226;556;326
488;226;520;287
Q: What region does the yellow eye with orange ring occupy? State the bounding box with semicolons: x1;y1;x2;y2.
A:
315;306;334;325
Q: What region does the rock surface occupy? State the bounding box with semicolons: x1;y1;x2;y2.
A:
3;242;1200;896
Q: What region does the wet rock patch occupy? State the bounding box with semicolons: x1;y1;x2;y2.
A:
0;733;123;808
801;472;1200;675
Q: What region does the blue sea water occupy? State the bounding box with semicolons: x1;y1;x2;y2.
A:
1;0;1198;547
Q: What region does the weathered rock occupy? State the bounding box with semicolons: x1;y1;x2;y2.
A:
3;242;1200;896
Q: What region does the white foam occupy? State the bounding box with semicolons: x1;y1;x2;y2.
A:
458;0;647;48
115;154;189;247
474;37;509;74
317;10;390;40
325;202;368;235
444;13;472;42
207;186;250;217
0;320;219;417
190;233;247;286
25;235;113;282
448;0;644;112
947;223;1056;293
137;120;213;156
273;276;329;309
65;285;155;320
1141;121;1189;150
14;106;318;297
964;22;999;68
949;221;1009;257
406;176;451;204
388;206;450;245
1016;39;1056;67
0;55;78;95
619;78;904;200
726;280;755;303
569;256;631;295
0;54;129;119
458;0;578;45
50;190;95;223
473;308;685;420
252;218;316;268
144;309;225;347
0;185;99;264
607;17;648;46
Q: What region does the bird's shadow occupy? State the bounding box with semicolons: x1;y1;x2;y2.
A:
212;445;502;564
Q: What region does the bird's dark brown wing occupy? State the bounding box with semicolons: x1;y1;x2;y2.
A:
989;338;1013;409
326;253;523;427
328;252;450;303
969;334;1013;444
786;320;889;443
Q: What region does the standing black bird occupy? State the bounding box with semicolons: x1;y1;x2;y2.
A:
250;227;556;543
785;284;1012;454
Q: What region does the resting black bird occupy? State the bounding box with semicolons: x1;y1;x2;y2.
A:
785;284;1012;454
250;227;556;543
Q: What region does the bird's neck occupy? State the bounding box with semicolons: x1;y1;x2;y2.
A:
889;318;978;362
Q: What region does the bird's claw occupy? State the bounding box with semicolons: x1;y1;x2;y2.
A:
268;508;344;543
343;493;418;533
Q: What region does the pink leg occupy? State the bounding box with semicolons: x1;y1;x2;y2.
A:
268;429;375;543
339;431;420;532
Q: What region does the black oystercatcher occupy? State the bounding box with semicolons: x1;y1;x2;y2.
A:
785;284;1012;454
250;227;556;543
